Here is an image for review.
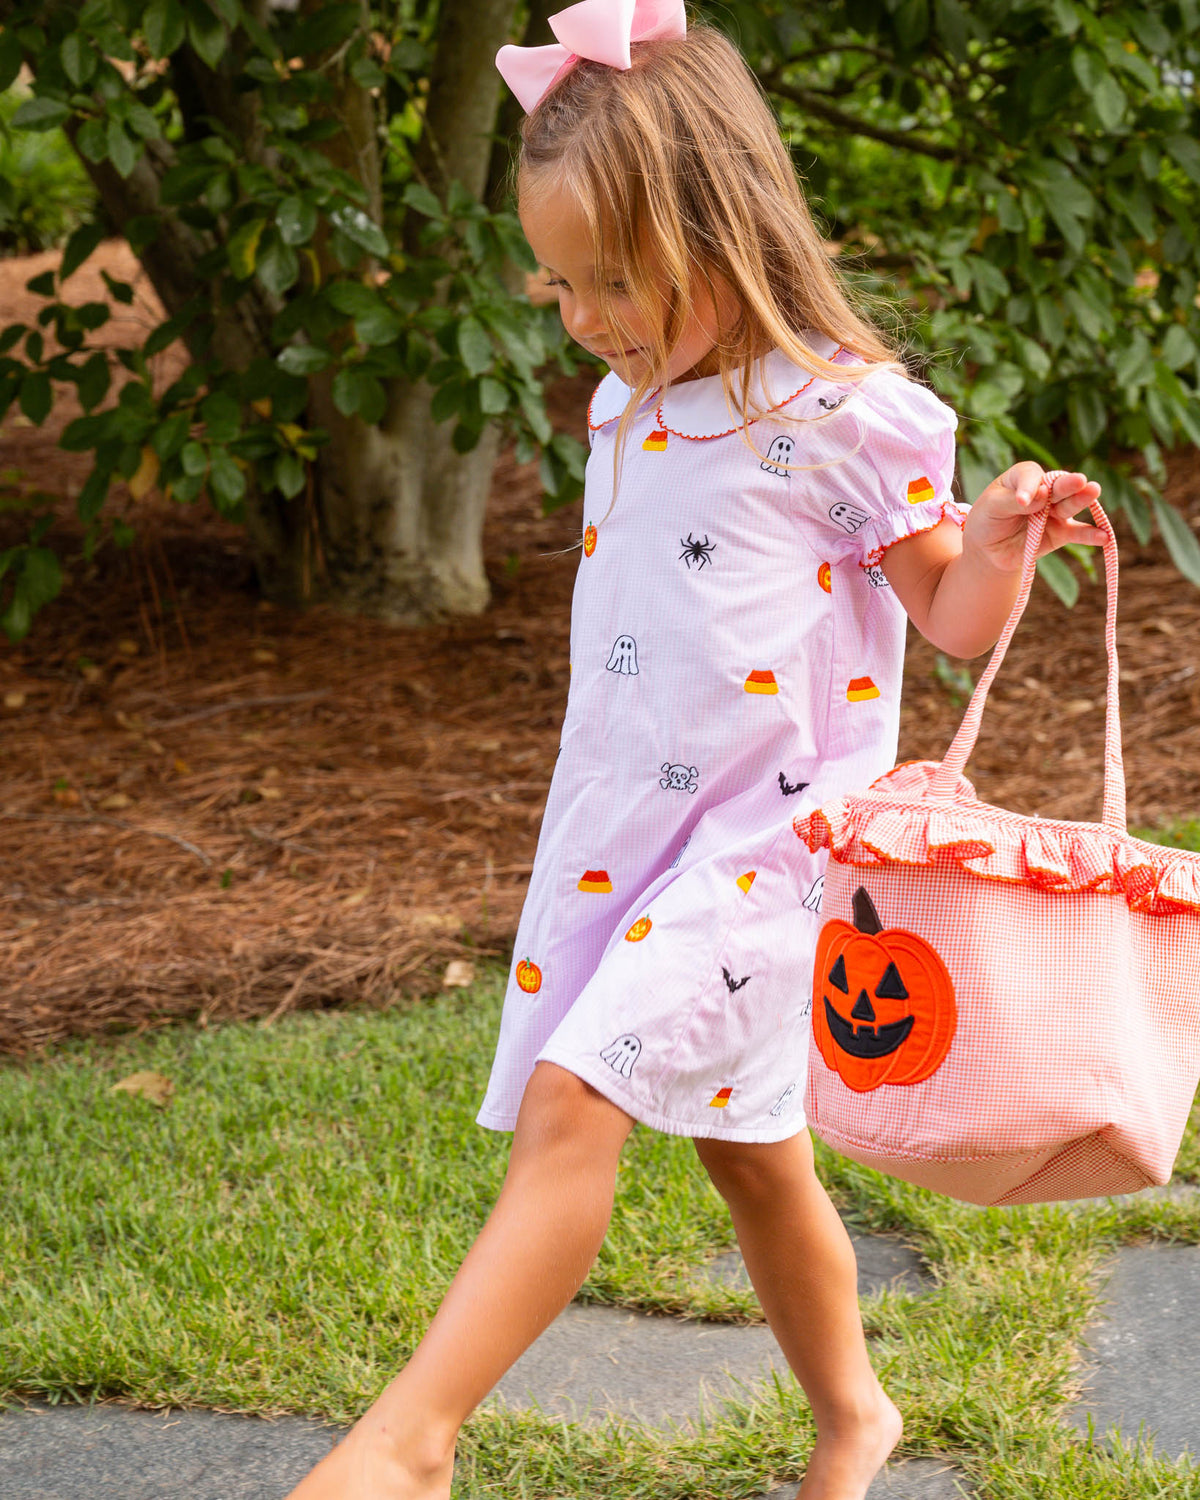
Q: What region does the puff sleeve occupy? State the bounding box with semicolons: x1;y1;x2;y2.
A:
802;370;963;569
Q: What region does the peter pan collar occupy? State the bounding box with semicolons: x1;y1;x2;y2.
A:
586;337;857;438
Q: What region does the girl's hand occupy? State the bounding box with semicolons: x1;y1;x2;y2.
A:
963;461;1105;573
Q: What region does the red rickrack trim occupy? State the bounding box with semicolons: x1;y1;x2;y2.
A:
587;378;662;432
793;762;1200;915
587;345;859;438
659;347;852;441
859;500;965;571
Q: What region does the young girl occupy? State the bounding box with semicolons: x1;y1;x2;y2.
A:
287;6;1103;1498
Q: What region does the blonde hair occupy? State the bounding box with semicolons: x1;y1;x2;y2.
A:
517;24;906;494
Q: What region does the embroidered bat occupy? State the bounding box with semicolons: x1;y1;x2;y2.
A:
778;772;810;796
722;966;751;993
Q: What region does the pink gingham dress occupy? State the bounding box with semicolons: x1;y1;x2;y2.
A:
478;337;962;1141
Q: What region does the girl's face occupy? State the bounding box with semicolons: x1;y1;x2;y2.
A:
519;177;726;387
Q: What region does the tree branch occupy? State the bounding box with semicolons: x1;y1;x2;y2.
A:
762;74;960;162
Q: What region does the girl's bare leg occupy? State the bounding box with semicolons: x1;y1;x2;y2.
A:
285;1062;635;1500
694;1129;901;1500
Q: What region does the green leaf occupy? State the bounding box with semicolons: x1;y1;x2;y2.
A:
274;451;306;499
152;410;191;460
402;183;444;221
277;343;331;375
1152;495;1200;588
1111;332;1154;394
227;218;266;280
932;0;971;60
256;234;300;296
200;390;241;443
479;377;509;416
76;118;109;163
1166;134;1200;187
76;352;111;412
324;281;380;317
25;270;55;297
329;205;390;259
332;367;387;424
187;1;227;70
517;383;553;445
60;222;107;283
106;120;138;179
1;545;63;641
289;3;361;55
1067;385;1106;453
207;444;245;508
1036;551;1079;607
180;439;208;476
0;28;23;93
101;271;135;306
60;32;95;87
11;95;71;132
1161;324;1196;372
277;196;317;247
456;317;492;377
144;0;186;57
353;304;401;346
18;371;51;425
74;466;110;524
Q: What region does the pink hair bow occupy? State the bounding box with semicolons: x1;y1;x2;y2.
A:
496;0;687;113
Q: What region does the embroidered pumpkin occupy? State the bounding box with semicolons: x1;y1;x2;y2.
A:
515;957;542;994
583;522;597;557
812;887;955;1092
625;915;652;942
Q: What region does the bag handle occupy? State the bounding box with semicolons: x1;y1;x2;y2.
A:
927;500;1126;831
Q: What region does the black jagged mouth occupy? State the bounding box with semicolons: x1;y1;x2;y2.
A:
823;998;914;1059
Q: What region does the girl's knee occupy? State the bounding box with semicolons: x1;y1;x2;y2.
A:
694;1131;815;1203
512;1062;632;1159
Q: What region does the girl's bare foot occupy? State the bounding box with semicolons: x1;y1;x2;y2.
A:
797;1383;903;1500
283;1415;454;1500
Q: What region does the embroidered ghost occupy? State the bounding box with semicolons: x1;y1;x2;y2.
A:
600;1033;642;1078
864;564;890;589
770;1082;797;1118
660;762;699;793
761;435;794;477
829;502;869;534
802;874;824;913
605;635;639;675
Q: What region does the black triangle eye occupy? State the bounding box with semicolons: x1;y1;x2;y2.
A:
875;961;908;1001
828;954;848;993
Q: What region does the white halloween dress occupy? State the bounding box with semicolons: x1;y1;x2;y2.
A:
478;338;962;1143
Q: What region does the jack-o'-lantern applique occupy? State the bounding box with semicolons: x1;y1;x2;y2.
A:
583;522;597;557
812;887;955;1093
625;914;652;942
514;957;542;994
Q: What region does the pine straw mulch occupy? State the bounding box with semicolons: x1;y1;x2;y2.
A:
1;243;1199;1054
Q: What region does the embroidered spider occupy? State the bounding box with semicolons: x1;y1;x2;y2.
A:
679;532;716;569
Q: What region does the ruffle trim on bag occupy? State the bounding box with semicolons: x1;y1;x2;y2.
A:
859;500;967;570
794;760;1200;915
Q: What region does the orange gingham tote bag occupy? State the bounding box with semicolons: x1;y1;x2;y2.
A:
794;502;1200;1205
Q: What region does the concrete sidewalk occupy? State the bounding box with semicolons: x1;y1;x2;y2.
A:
1;1218;1195;1499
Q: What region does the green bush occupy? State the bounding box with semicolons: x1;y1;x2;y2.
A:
0;85;98;255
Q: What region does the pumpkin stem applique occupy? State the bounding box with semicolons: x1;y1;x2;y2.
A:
812;885;956;1093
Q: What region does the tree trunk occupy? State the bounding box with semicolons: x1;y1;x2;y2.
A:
306;381;500;621
59;0;524;624
283;0;521;621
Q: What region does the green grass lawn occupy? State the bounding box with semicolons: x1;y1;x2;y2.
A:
3;825;1200;1498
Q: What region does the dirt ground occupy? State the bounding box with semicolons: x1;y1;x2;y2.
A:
2;244;1199;1053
